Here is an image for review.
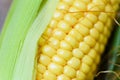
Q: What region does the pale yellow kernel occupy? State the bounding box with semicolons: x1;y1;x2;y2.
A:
94;21;104;32
65;35;79;48
94;43;100;52
57;2;69;10
49;19;58;28
63;0;74;6
80;63;90;74
64;13;77;26
91;63;97;73
81;0;91;4
53;10;64;21
105;18;112;30
69;7;84;19
48;37;60;49
57;49;72;60
98;13;108;23
95;55;100;64
67;57;81;69
64;66;76;78
52;55;66;65
88;49;97;59
90;28;100;40
103;27;111;37
80;18;93;29
36;73;43;80
86;73;94;80
69;29;83;42
57;74;70;80
105;4;113;12
87;3;100;15
60;40;72;50
99;44;105;54
43;28;52;37
76;71;86;80
75;23;89;36
86;13;98;23
53;29;66;40
92;0;105;5
84;36;96;47
82;55;93;66
39;54;51;66
73;0;87;10
48;63;63;75
72;48;84;59
79;42;90;54
42;45;56;57
38;37;46;46
37;64;46;73
58;20;71;33
99;34;105;43
43;70;56;80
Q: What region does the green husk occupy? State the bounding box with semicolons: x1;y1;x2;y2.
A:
105;18;120;80
0;0;59;80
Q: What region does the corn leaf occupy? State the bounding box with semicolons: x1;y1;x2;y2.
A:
0;0;58;80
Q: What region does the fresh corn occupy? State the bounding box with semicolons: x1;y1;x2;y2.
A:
36;0;119;80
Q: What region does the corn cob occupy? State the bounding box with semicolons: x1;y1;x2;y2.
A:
36;0;119;80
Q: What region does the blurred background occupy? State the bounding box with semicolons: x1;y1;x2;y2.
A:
0;0;12;32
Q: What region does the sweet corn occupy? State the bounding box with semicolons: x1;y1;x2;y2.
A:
36;0;119;80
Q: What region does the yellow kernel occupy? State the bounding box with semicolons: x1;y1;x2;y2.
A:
43;28;52;38
86;73;94;80
88;49;97;59
57;49;72;60
84;36;96;47
75;23;89;36
52;55;66;65
86;13;98;23
60;40;72;50
91;63;97;73
99;13;108;23
53;29;66;40
82;55;93;66
103;27;110;37
57;74;70;80
43;70;56;80
64;14;77;26
48;63;63;75
73;0;87;10
36;73;43;80
80;18;93;29
105;4;113;12
99;34;105;43
49;19;58;28
64;66;76;78
53;10;64;21
65;35;79;48
69;29;83;42
57;2;69;10
76;71;86;80
80;63;90;74
95;55;100;64
58;20;71;33
72;48;84;59
63;0;74;5
94;21;104;32
79;42;90;54
39;54;51;66
38;37;46;46
37;64;46;73
90;28;100;40
42;45;56;57
94;43;100;52
67;57;81;69
99;44;105;53
48;37;60;49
